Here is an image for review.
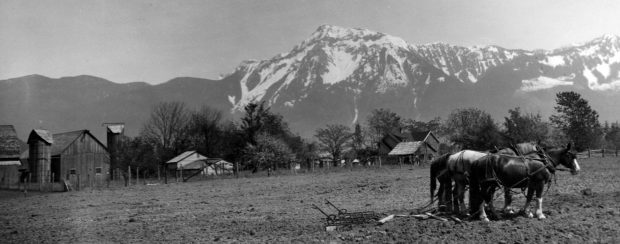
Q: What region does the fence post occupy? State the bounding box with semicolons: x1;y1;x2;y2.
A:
136;166;139;185
164;164;168;184
602;148;605;158
51;172;54;192
588;149;591;158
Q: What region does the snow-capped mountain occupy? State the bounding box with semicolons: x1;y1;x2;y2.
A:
2;25;620;138
521;34;620;92
221;25;620;135
229;25;532;110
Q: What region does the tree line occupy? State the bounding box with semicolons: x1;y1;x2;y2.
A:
113;91;610;175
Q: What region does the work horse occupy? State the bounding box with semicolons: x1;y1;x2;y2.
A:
469;143;580;221
430;150;491;214
429;143;542;215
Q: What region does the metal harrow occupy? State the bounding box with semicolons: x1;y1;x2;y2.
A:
312;199;378;226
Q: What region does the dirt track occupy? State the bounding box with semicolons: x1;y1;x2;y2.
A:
1;158;619;243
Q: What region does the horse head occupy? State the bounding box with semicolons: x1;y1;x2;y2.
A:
547;143;580;175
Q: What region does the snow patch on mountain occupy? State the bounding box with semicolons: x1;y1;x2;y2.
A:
541;56;566;67
323;49;361;84
520;76;574;91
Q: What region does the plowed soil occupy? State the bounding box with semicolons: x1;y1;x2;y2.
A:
1;158;619;243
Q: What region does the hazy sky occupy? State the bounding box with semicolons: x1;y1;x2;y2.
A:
1;0;619;84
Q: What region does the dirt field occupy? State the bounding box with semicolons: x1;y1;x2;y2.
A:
1;158;620;243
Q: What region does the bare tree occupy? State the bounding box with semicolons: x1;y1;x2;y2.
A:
315;124;352;165
188;106;223;157
141;101;190;161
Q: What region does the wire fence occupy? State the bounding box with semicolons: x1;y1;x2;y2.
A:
576;148;619;159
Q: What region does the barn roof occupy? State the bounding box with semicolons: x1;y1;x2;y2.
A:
51;130;107;156
28;129;54;145
0;125;21;162
388;141;423;156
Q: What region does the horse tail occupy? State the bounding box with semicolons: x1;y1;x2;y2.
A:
430;153;449;200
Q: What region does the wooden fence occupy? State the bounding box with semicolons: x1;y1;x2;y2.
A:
577;148;619;159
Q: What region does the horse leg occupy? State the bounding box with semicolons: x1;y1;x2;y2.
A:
521;183;535;218
444;179;453;212
503;188;514;214
478;184;491;222
534;182;546;220
485;184;500;220
437;181;445;212
457;180;467;216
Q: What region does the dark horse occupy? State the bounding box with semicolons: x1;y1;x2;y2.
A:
469;143;580;221
429;143;540;214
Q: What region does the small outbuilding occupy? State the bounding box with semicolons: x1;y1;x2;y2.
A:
165;151;208;181
381;130;440;165
0;125;23;189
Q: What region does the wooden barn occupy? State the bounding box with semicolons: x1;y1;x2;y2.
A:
379;130;440;165
25;129;110;190
0;125;23;189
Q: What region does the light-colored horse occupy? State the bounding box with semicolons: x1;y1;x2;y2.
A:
445;150;488;214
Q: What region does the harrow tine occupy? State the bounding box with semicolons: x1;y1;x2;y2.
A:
312;204;332;218
325;199;348;214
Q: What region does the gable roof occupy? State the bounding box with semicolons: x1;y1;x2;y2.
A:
0;125;21;160
388;141;424;156
51;130;108;156
166;151;209;169
28;129;54;145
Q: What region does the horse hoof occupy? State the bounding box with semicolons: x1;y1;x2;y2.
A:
481;217;490;222
526;212;534;218
537;214;546;220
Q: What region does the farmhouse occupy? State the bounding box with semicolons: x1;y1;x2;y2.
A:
26;129;110;190
379;130;440;164
0;125;23;189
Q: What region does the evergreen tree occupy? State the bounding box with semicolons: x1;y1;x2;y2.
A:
549;91;601;151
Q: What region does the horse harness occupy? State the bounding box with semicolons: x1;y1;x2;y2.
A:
485;146;557;196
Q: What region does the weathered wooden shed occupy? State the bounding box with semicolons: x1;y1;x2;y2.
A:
0;125;23;189
50;130;110;189
381;130;440;165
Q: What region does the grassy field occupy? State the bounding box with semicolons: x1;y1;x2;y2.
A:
1;158;620;243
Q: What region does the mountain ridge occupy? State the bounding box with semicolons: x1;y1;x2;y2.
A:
2;26;620;140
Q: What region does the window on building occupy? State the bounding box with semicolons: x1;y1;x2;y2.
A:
95;167;102;174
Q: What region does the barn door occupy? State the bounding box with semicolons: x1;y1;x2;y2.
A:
68;169;78;190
